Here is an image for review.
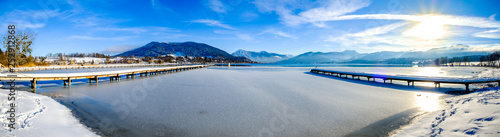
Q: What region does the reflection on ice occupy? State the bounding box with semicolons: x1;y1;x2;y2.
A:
415;92;442;112
416;67;445;77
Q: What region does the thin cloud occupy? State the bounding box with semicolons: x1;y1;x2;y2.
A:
0;9;62;29
489;14;496;20
254;0;371;27
258;29;297;39
94;27;148;33
346;22;410;37
472;29;500;39
68;35;136;41
241;12;259;22
208;0;227;13
236;34;253;41
299;0;371;22
192;19;235;29
213;30;253;41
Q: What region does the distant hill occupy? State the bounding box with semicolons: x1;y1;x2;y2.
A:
117;41;237;60
399;44;490;59
277;50;362;63
232;49;293;63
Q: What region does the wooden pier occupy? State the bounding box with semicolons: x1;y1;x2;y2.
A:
0;65;209;92
0;63;193;72
311;69;500;92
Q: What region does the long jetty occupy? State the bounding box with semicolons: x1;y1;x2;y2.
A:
1;63;186;72
0;65;209;92
311;69;500;92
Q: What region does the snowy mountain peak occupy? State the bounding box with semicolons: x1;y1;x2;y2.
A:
231;49;293;63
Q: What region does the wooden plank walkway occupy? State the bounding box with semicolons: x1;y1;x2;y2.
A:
311;69;500;92
0;65;209;92
1;63;193;72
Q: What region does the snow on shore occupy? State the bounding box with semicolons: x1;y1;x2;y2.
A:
394;88;500;136
0;90;98;137
394;69;500;136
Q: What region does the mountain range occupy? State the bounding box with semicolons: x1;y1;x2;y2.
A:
231;49;293;63
276;44;492;63
117;42;493;64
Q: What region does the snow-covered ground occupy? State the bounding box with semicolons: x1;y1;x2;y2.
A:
394;69;500;137
0;89;97;137
393;87;500;136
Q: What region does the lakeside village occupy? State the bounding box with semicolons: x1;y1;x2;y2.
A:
0;52;253;69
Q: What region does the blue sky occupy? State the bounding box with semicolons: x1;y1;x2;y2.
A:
1;0;500;56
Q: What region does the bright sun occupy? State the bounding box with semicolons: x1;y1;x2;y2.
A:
404;15;447;40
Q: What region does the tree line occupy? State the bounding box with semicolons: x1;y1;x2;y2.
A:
434;51;500;67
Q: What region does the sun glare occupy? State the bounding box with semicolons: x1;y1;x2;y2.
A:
415;92;442;112
404;15;447;40
416;67;444;77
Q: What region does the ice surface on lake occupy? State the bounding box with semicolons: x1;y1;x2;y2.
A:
44;67;445;137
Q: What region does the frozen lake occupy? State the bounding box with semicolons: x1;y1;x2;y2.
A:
31;66;472;136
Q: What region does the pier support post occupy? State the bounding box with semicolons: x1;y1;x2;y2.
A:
64;78;72;87
434;82;440;88
31;78;37;89
383;79;386;83
465;84;470;92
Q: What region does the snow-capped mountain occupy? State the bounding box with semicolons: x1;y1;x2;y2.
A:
232;49;293;63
